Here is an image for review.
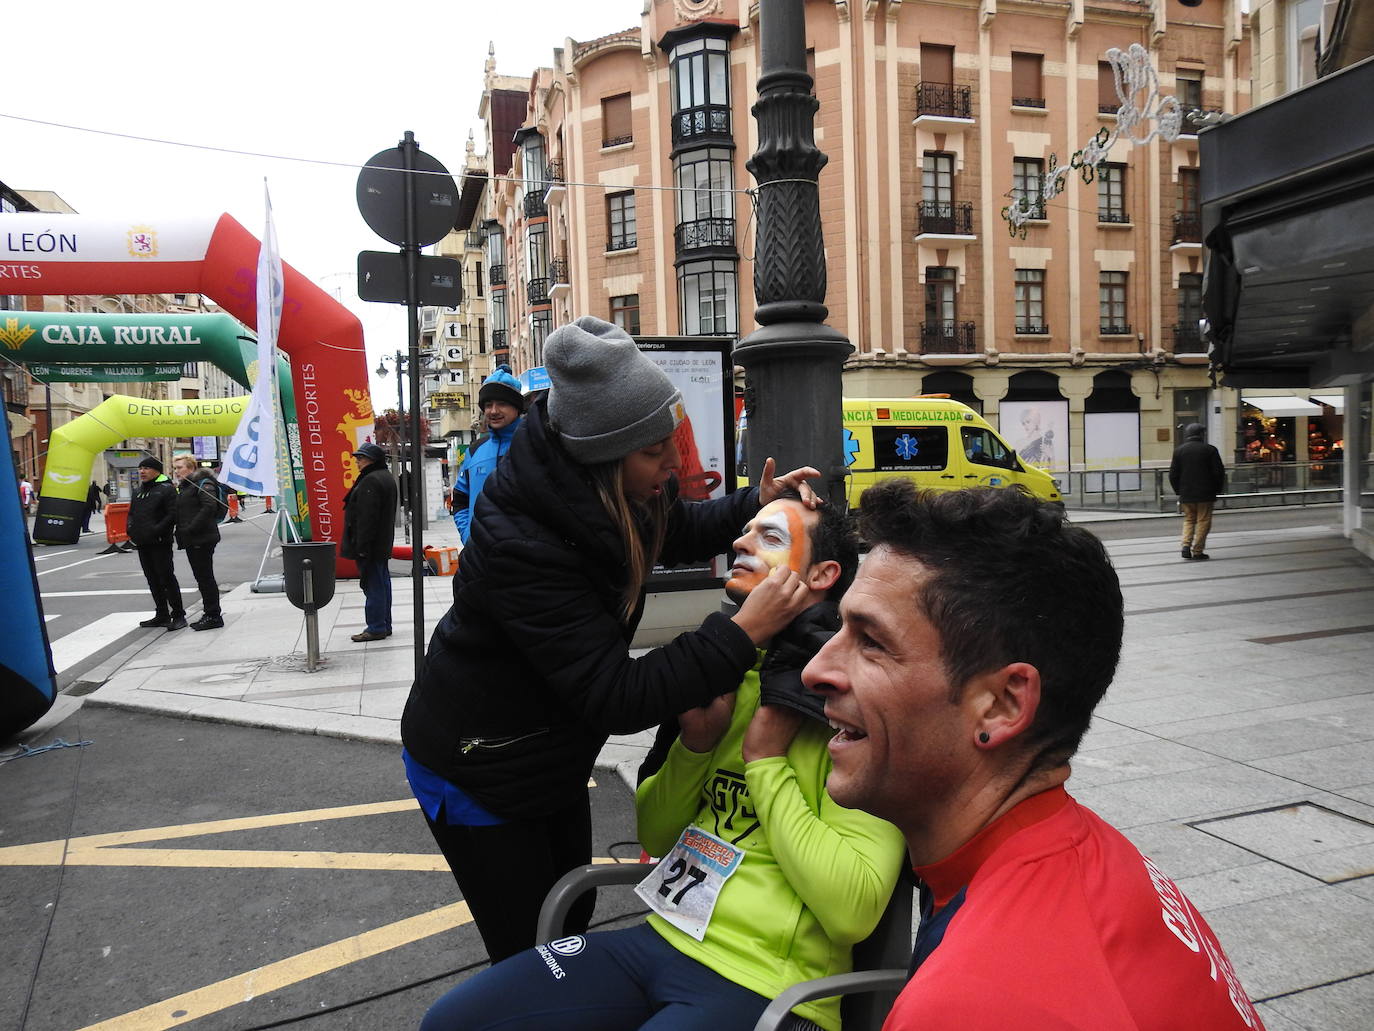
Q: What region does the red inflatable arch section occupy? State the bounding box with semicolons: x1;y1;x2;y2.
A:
1;213;376;575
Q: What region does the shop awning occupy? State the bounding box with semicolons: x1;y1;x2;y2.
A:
1241;394;1322;417
1310;393;1346;412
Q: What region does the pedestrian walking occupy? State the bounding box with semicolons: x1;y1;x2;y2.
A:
82;480;103;534
1169;422;1226;560
172;455;224;631
341;441;398;642
19;477;35;515
450;364;523;545
128;457;186;631
400;314;819;963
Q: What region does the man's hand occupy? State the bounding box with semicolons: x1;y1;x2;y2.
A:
678;692;737;753
742;703;804;762
730;566;815;646
757;458;821;509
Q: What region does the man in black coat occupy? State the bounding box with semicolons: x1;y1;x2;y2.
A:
341;442;399;642
128;456;186;630
1168;422;1226;560
82;480;103;534
172;455;225;631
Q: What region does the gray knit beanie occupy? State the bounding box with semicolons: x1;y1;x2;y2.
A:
545;316;684;464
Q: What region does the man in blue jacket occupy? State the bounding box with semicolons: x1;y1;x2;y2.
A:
451;365;524;545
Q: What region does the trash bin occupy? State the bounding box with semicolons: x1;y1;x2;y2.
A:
282;541;337;612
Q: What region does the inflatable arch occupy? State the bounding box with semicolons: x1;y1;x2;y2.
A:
1;213;376;572
9;311;306;544
2;406;54;740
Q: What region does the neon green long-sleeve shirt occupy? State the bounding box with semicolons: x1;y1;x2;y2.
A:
636;665;907;1031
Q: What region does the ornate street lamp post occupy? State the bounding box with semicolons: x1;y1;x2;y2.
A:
733;0;853;506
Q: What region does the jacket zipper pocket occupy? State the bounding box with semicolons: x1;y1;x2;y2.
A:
459;728;550;754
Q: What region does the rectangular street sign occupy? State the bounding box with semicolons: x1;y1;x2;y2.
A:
357;251;464;306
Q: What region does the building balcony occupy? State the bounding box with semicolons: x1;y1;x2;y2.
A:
1014;321;1050;336
465;230;484;249
915;201;974;242
913;82;974;133
1171;213;1202;249
671;103;731;150
527;278;550;307
675;217;736;254
1099;322;1133;337
548;256;571;301
488;264;506;287
544;161;566;205
1011;96;1047;110
919;321;977;354
491;329;508;361
523;192;547;219
603;131;633;149
1171;322;1206;354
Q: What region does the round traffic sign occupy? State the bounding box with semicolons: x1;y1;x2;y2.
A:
356;144;459;248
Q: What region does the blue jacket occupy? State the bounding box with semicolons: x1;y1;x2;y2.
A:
451;418;520;543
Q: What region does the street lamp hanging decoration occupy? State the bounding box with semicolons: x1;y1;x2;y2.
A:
1001;44;1185;238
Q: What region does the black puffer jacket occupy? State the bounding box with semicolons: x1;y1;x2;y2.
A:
1169;432;1226;503
401;397;760;818
174;469;223;549
127;475;177;547
341;461;398;561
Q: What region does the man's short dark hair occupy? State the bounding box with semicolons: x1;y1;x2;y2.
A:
772;489;860;599
857;481;1123;769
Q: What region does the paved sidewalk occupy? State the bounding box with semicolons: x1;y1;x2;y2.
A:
75;515;1374;1028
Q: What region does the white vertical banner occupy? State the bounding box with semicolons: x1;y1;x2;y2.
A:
221;182;283;497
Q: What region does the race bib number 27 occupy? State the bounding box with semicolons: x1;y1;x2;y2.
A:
635;825;745;941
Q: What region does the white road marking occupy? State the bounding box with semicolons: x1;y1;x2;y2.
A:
45;614;61;622
49;612;143;674
36;555;118;577
42;590;157;597
32;549;79;561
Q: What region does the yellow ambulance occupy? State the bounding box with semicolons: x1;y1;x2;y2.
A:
839;397;1061;507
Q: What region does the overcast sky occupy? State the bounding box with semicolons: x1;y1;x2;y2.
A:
3;0;637;403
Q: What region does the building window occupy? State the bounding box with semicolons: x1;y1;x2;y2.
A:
1173;273;1203;352
611;294;641;336
670;37;731;144
1014;269;1046;333
607;191;637;251
1098;61;1119;114
923;152;954;206
527;221;548;279
1099;271;1129;334
1098;163;1127;223
475;261;484;298
1176;69;1203;114
1011;52;1044;108
477;318;487;354
1286;0;1323;91
674;147;735;251
925;267;956;329
678;259;737;336
1011;158;1045;219
602;93;633;148
531;310;552;364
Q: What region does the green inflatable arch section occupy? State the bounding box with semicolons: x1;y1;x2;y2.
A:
14;312;306;543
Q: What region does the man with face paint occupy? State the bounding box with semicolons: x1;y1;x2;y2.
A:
419;494;906;1031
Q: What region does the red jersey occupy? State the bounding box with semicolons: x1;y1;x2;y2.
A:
886;787;1264;1031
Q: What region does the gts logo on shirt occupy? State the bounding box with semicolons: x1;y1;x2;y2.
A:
703;769;759;844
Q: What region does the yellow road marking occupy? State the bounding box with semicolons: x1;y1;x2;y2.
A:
73;901;473;1031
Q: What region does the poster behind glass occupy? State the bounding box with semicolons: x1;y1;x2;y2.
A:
998;400;1069;476
1083;412;1141;491
636;336;737;590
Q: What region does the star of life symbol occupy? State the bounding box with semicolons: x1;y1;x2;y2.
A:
0;317;35;350
894;433;920;461
127;225;158;259
843;427;860;467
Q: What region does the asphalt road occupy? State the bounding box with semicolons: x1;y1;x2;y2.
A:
1;707;644;1031
30;508;286;689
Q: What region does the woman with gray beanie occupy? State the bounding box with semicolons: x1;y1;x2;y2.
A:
400;315;820;963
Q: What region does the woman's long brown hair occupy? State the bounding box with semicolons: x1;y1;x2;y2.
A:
586;458;669;623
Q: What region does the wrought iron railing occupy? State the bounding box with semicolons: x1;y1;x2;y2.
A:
523;192;547;219
917;201;974;236
527;278;550;306
465;230;484;248
674;217;735;252
1171;322;1205;353
1015;320;1050;335
491;329;508;357
919;321;977;354
1098;210;1131;224
549;256;569;286
608;229;637;252
1098;103;1119;114
545;160;564;184
488;264;506;287
1172;213;1202;244
1012;96;1046;108
603;132;633;148
1099;322;1133;336
671;103;731;147
916;81;972;119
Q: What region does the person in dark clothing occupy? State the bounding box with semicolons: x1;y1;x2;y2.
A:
400;315;820;964
172;455;225;631
341;441;398;642
82;480;103;534
128;456;185;631
1168;422;1226;560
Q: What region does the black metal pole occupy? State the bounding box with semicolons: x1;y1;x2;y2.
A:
733;0;853;507
395;348;410;545
401;131;425;681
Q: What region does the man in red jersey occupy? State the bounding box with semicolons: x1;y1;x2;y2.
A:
803;481;1264;1031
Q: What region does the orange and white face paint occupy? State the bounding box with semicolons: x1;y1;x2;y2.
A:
725;499;812;601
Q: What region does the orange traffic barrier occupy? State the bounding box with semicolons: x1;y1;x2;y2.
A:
104;502;130;545
226;493;242;522
425;545;460;577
